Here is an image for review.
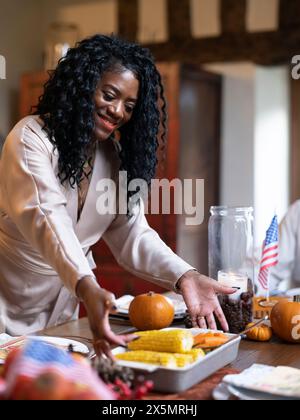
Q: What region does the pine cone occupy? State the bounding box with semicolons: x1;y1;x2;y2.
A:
92;356;135;386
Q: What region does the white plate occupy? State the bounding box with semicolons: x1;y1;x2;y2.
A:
0;336;89;364
286;288;300;298
115;294;187;319
30;336;89;354
213;383;233;401
227;385;298;401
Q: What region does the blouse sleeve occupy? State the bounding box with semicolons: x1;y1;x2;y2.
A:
102;199;195;292
0;123;95;295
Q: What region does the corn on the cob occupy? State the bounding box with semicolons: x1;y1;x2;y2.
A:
172;353;194;367
115;351;195;368
128;329;194;353
171;349;206;366
115;351;177;368
184;348;206;362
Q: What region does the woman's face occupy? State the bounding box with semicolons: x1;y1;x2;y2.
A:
93;69;139;142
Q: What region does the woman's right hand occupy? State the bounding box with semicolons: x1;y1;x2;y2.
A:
76;276;137;359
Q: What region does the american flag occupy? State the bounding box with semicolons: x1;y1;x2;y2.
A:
258;216;279;290
2;339;115;400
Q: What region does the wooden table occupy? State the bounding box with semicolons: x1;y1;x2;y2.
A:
38;317;300;370
32;317;300;400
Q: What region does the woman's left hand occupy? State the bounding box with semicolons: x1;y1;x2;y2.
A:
177;270;236;332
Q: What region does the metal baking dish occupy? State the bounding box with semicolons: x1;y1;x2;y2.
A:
113;328;241;393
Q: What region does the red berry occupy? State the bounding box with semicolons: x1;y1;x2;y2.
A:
145;380;154;390
135;385;148;399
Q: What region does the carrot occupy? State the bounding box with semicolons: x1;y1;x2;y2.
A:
193;333;229;348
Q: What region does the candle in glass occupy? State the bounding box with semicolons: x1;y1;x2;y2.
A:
218;271;248;299
217;270;253;333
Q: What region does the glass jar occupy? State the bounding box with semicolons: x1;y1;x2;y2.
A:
44;23;79;70
208;206;254;333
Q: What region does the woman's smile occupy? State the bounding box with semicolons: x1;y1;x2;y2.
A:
96;113;119;132
93;69;139;141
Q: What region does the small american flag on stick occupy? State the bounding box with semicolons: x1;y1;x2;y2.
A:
258;216;279;291
2;340;115;400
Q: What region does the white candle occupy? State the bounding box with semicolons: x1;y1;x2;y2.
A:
218;271;248;299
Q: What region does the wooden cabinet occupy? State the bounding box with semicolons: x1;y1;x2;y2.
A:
176;66;221;276
19;63;221;298
19;72;48;118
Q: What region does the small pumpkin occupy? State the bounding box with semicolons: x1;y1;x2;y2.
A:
246;323;273;342
270;298;300;343
129;292;175;330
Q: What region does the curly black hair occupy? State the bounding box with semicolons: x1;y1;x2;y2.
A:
33;34;167;193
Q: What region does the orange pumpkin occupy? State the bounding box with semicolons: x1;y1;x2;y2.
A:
245;323;273;342
129;292;175;330
270;299;300;343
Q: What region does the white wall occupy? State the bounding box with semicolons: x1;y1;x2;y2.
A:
41;0;117;40
254;66;290;246
190;0;221;38
0;0;43;138
205;64;290;227
246;0;279;32
205;64;290;268
138;0;167;43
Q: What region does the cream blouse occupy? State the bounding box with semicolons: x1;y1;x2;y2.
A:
0;116;193;335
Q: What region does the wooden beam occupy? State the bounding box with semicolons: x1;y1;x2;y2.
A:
117;0;138;41
167;0;191;40
221;0;247;34
280;0;300;29
144;29;300;65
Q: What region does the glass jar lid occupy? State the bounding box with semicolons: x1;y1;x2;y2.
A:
210;206;254;216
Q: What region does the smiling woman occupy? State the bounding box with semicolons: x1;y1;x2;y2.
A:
0;35;235;358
